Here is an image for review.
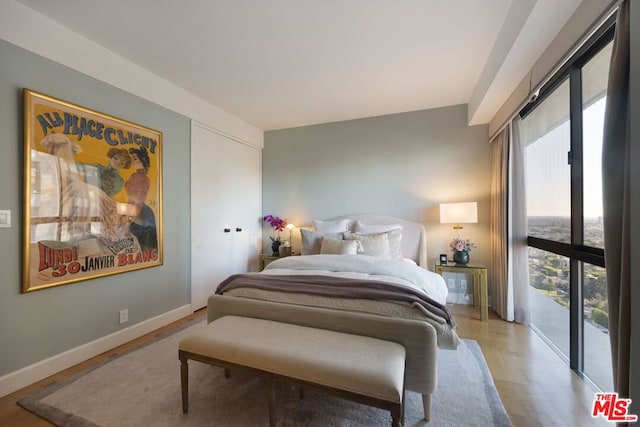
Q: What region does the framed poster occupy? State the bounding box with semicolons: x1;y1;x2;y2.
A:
22;89;163;292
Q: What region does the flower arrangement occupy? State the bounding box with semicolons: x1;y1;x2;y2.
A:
263;215;287;243
449;237;477;253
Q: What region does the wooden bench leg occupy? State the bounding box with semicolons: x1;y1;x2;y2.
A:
391;386;404;427
422;393;431;421
391;403;402;427
299;387;305;400
180;358;189;414
266;376;276;427
224;368;230;379
401;387;406;424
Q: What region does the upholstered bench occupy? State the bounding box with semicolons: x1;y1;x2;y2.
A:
178;315;407;426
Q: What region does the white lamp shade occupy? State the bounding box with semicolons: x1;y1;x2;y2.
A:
440;202;478;224
285;224;296;245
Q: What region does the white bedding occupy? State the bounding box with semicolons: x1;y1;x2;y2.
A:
222;254;459;349
262;254;448;306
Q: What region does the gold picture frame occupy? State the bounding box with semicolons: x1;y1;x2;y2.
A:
22;89;163;292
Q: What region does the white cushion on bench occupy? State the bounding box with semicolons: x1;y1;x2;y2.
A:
179;316;406;403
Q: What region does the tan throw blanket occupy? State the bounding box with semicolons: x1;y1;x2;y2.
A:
215;273;456;328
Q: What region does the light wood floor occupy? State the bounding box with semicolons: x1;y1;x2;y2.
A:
453;305;607;427
0;305;607;426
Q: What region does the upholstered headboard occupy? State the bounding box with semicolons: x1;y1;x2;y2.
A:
324;214;428;267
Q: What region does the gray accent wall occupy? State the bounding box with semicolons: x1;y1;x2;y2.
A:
263;104;491;269
0;40;191;376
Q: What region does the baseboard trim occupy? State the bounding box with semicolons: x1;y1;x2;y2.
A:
0;304;192;398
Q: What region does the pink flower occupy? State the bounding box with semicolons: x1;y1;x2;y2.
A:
450;237;477;252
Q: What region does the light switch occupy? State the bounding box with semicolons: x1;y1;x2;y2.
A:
0;210;10;227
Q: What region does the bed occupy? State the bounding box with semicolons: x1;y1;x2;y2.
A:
206;214;460;420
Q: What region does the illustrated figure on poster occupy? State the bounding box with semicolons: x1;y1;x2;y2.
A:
39;133;137;245
125;147;158;251
39;133;92;228
80;148;132;198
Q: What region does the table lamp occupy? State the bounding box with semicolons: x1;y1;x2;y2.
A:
439;202;477;234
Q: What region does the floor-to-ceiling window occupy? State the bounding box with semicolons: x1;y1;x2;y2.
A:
518;20;614;392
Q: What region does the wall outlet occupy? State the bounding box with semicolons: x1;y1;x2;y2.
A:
460;279;467;291
119;309;128;324
447;278;455;289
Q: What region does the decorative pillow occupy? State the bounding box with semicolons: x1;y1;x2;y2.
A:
352;222;403;258
300;229;343;255
345;229;402;258
343;232;391;258
320;237;358;255
312;218;350;233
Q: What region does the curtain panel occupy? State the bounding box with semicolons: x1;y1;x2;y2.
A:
489;120;530;324
602;0;631;399
509;117;531;324
489;127;510;320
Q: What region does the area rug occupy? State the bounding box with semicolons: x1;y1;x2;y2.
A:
19;319;512;426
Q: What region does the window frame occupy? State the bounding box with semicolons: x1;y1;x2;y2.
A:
517;16;615;382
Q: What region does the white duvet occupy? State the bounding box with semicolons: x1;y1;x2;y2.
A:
262;254;448;305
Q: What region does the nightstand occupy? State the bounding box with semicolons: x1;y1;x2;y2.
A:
435;262;488;321
259;255;279;271
258;253;298;271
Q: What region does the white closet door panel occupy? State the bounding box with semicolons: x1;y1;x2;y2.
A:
226;139;260;275
191;125;232;310
191;123;260;311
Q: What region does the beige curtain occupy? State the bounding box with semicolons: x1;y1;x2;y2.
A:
490;119;530;324
510;117;530;324
489;127;510;320
490;116;531;324
602;0;630;400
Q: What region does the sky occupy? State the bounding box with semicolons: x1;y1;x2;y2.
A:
525;97;605;219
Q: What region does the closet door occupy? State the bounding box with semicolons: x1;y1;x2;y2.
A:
191;122;260;311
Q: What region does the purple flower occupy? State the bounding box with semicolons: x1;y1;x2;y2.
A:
263;215;287;241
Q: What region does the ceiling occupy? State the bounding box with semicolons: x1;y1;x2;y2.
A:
16;0;583;131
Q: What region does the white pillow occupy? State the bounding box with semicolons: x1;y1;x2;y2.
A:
343;232;390;258
353;221;403;258
300;229;342;255
320;237;358;255
312;218;350;233
354;220;402;234
345;229;402;258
